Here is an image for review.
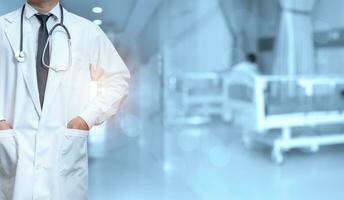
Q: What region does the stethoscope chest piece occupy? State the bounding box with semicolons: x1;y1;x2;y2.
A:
15;51;25;63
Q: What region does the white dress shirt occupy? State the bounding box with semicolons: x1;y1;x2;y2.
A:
25;2;61;59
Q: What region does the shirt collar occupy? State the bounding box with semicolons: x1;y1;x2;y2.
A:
25;2;61;21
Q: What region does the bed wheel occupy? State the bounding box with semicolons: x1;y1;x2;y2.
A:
271;147;284;164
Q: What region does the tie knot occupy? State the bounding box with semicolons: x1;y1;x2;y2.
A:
35;14;52;25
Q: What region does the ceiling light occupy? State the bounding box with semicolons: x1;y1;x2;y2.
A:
92;6;103;13
93;19;103;26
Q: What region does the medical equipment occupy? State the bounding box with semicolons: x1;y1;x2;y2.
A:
16;4;72;71
167;70;344;163
166;72;233;125
226;74;344;164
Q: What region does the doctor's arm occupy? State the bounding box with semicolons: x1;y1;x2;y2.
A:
73;28;130;130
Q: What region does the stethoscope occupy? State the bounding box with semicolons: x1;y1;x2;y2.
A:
16;4;72;72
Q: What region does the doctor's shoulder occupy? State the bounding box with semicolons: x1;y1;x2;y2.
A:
0;17;4;39
0;14;9;46
68;12;103;37
0;10;13;31
0;8;20;25
0;8;21;40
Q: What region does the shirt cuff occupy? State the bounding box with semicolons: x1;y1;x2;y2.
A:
79;110;98;129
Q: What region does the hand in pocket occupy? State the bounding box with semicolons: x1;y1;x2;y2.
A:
0;120;12;131
67;117;89;131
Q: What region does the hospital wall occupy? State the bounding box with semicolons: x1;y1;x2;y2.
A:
137;0;258;74
130;0;256;127
314;0;344;75
131;0;258;131
257;0;344;75
0;0;21;14
150;0;234;73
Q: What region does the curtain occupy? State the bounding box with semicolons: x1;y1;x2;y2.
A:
272;0;317;98
273;0;317;76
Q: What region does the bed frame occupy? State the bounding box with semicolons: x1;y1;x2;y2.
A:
167;72;233;124
227;75;344;163
167;72;344;163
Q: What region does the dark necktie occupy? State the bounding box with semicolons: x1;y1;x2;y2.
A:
35;14;52;108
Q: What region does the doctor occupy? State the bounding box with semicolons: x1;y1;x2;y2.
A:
0;0;130;199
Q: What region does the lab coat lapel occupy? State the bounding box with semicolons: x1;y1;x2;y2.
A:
42;9;74;117
41;62;65;118
41;28;69;117
3;10;42;116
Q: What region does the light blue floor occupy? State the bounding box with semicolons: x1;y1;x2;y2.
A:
88;120;344;200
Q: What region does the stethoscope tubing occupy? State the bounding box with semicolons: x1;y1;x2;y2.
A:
18;3;72;71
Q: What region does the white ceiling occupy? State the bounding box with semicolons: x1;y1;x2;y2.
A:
0;0;138;33
61;0;137;32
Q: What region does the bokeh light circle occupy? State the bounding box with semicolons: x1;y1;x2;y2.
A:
119;114;142;138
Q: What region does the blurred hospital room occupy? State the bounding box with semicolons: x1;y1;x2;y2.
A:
2;0;344;199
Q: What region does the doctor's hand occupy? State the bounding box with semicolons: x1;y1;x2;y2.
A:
0;120;12;131
67;117;90;131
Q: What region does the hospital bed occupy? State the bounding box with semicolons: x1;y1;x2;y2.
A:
226;74;344;163
166;72;233;124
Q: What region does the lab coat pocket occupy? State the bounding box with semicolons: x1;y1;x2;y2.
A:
60;128;89;176
0;129;18;183
60;129;88;199
0;129;18;179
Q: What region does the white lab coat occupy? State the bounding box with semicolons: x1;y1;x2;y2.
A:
0;7;130;200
